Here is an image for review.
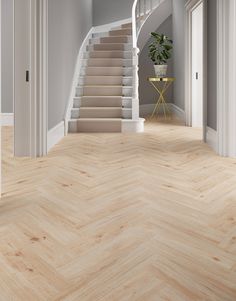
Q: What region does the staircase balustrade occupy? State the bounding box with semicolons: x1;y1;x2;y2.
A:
132;0;164;119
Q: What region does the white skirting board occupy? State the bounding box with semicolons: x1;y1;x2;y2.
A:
140;103;186;122
206;126;218;153
47;121;65;152
0;113;14;126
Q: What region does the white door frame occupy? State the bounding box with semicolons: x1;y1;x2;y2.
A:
217;0;236;157
28;0;48;157
185;0;207;141
0;0;2;195
13;0;48;157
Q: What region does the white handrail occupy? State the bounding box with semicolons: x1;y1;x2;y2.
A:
132;0;138;48
131;0;163;120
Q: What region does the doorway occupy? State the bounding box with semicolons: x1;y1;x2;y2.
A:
185;0;207;139
1;0;49;196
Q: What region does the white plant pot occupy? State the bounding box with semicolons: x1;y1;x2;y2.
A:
154;65;168;77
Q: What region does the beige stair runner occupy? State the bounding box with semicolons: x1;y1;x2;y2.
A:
68;23;133;133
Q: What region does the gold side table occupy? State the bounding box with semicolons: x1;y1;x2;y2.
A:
148;77;175;119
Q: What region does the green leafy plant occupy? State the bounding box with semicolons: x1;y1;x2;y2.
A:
148;32;173;65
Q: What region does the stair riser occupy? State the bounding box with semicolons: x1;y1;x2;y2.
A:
74;97;132;108
76;86;132;97
109;29;132;36
72;108;122;119
92;29;132;38
88;44;132;51
79;76;132;86
82;59;132;68
68;120;122;133
121;23;132;29
84;51;132;59
71;108;132;119
81;67;133;76
90;37;132;44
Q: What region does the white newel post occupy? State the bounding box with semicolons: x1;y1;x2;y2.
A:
132;47;140;120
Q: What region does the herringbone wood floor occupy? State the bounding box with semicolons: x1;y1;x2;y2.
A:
1;120;236;301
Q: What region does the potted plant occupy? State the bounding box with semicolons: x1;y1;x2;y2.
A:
148;32;173;77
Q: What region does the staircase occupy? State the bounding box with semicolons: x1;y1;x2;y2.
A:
68;23;134;133
67;0;168;133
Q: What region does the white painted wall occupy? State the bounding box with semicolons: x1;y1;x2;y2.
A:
48;0;93;130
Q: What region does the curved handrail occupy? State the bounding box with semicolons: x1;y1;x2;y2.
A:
132;0;138;48
132;0;163;48
131;0;164;120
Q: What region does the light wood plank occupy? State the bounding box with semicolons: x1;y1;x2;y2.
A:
1;120;236;300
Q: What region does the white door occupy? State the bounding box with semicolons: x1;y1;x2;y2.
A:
14;0;31;156
191;2;203;128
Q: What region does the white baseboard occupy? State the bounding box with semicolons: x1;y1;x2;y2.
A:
93;18;132;33
140;104;156;117
64;27;94;134
47;121;65;152
140;103;186;122
122;118;145;133
171;104;186;122
206;126;218;153
0;113;14;126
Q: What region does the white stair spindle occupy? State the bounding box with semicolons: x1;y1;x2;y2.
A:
131;0;165;122
144;0;147;16
150;0;153;12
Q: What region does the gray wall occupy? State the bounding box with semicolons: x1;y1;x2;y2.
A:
139;16;173;106
93;0;133;26
1;0;14;113
172;0;185;111
207;0;217;130
48;0;92;130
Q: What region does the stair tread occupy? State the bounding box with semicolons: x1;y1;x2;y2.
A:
75;96;131;99
85;58;132;60
79;85;132;88
81;76;132;78
70;118;122;121
83;66;133;69
74;107;123;110
98;35;131;38
89;50;132;52
92;42;132;44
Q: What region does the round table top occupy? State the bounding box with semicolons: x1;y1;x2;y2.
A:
148;77;175;82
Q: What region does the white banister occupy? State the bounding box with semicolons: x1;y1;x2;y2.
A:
131;0;164;120
150;0;153;11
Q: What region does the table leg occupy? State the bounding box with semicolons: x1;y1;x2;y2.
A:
150;81;171;119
